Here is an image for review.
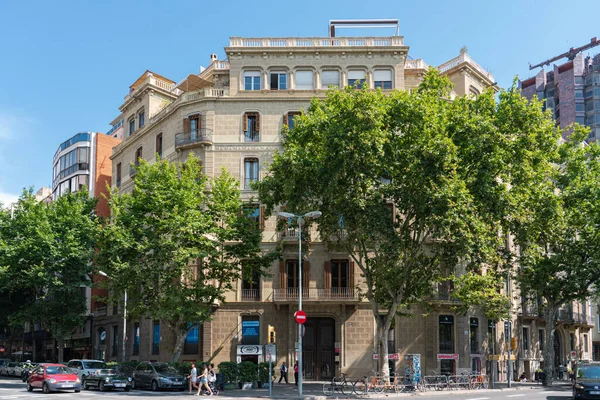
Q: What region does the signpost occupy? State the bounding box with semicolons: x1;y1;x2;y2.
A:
295;311;307;324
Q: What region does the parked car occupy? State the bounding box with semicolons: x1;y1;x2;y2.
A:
573;362;600;400
12;362;24;377
0;362;17;376
26;364;81;393
83;368;132;392
132;361;186;391
66;359;107;379
0;359;11;370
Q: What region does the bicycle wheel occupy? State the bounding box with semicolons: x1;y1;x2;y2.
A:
353;379;366;395
341;381;353;396
374;379;385;394
323;383;334;396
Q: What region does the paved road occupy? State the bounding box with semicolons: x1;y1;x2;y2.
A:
0;376;575;400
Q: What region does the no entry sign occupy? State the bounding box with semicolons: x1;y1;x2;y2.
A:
295;310;307;324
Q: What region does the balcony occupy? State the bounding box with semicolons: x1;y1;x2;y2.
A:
437;52;495;83
273;287;359;302
244;131;259;142
174;129;213;150
94;306;107;317
241;289;260;301
428;290;461;305
129;164;138;177
520;304;543;319
573;312;594;326
229;36;404;48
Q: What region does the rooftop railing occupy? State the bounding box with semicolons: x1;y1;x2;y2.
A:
229;36;404;48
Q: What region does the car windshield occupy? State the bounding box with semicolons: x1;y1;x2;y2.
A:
82;361;107;369
154;364;178;374
46;366;73;375
578;366;600;379
99;369;119;375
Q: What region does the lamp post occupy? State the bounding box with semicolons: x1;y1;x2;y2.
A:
99;271;127;363
277;210;321;397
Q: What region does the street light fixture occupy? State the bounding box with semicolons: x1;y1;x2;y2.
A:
99;271;127;363
277;210;321;397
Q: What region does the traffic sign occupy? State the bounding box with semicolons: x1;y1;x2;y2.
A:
295;310;307;324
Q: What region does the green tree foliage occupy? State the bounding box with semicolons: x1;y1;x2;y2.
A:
0;190;99;362
515;126;600;385
97;155;274;362
258;69;530;378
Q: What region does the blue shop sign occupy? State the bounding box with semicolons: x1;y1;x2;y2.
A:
242;320;259;337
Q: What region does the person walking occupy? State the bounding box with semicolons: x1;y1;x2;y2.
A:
196;363;213;396
188;362;198;394
293;362;298;386
278;361;288;384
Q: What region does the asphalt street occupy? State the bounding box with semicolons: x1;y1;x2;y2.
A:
0;375;576;400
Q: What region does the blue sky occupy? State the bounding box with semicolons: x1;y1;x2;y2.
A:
1;0;599;204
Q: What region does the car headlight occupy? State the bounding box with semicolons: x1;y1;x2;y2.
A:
159;377;172;382
128;377;132;382
75;378;81;384
105;377;111;383
575;383;584;390
48;378;57;384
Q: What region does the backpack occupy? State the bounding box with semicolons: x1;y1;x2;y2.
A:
208;370;216;383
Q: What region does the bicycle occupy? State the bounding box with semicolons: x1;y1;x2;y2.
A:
470;372;488;389
323;373;353;396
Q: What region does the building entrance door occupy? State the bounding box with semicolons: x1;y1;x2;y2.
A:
302;317;335;380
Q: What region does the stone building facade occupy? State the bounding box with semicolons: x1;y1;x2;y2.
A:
100;32;507;379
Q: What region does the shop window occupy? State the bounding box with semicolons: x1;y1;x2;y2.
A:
184;324;199;354
152;321;160;355
133;323;140;356
470;318;479;353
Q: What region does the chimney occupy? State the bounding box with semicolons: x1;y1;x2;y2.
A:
210;53;218;63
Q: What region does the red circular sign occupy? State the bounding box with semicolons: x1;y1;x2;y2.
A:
294;310;307;324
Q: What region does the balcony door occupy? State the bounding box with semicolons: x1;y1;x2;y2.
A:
324;260;354;298
280;260;310;298
303;317;335;380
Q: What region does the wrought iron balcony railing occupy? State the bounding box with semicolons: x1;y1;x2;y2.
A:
175;129;213;149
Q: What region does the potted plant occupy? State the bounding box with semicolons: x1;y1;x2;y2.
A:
218;362;238;390
238;361;257;389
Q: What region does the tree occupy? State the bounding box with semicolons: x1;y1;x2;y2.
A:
97;155;274;362
514;126;600;386
258;71;518;379
0;190;99;362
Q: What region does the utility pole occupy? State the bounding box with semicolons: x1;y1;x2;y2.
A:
507;273;512;388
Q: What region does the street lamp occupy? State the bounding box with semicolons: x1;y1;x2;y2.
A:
277;210;321;397
98;271;127;363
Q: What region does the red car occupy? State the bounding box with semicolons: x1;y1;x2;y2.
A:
27;363;81;393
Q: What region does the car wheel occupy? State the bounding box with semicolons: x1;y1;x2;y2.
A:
26;382;33;392
151;380;159;391
131;379;136;390
43;383;51;394
99;381;107;392
75;389;80;393
83;380;89;390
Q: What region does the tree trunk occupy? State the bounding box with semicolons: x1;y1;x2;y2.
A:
170;330;187;363
57;338;65;363
542;306;558;387
376;317;393;382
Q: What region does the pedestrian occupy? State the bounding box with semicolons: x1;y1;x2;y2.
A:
558;364;565;380
196;363;213;396
294;362;298;386
279;361;288;384
188;362;198;394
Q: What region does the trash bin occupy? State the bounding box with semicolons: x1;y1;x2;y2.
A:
216;373;224;391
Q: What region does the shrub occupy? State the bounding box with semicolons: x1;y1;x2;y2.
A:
218;362;238;384
238;361;257;383
258;362;275;382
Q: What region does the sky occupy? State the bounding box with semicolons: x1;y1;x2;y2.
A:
1;0;599;204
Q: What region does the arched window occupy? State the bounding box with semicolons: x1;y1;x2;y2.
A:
469;86;481;98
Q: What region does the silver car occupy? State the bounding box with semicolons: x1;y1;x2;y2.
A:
66;359;107;379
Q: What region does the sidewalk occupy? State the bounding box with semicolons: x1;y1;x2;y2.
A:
215;380;573;400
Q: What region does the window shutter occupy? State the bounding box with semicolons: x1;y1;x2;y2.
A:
303;260;310;290
197;115;202;130
279;261;286;289
295;71;314;90
242;113;248;132
374;69;392;82
184;118;190;133
348;70;366;80
348;260;355;290
255;113;260;132
283;113;288;126
324;261;331;289
259;206;265;230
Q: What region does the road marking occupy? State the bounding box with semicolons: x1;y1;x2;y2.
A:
506;395;527;398
466;397;490;400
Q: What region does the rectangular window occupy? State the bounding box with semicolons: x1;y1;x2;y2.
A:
576;103;585;112
488;320;496;352
286;112;301;130
331;260;349;289
244;71;261;91
112;325;119;357
439;315;454;353
244;113;259;142
135;147;142;166
133;323;140;355
270;71;287;90
129;118;135;136
470;318;479;354
374;69;393;89
242;267;260;300
321;70;340;88
244;158;259;189
575;90;584;98
576;116;586;125
116;162;122;188
539;329;544;351
584;334;589;353
156;133;163;159
595;88;600;97
184;324;199;354
152;321;160;355
575;76;585;85
241;316;260;345
138;111;145;128
286;260;302;289
295;70;314;90
348;70;366;88
190;116;200;139
522;326;529;351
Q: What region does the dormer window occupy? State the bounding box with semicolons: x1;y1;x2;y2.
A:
244;71;261;91
270;71;287;90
